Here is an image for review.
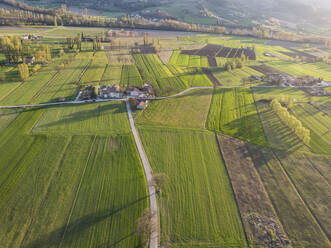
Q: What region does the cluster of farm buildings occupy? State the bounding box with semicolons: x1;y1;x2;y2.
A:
79;83;153;109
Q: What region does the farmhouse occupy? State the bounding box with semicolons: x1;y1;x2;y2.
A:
25;56;35;64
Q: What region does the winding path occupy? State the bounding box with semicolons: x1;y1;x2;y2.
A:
126;100;159;248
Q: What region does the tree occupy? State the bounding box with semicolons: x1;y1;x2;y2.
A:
152;173;168;194
91;86;99;98
18;63;29;81
32;64;41;73
135;208;155;246
54;16;57;26
59;49;65;57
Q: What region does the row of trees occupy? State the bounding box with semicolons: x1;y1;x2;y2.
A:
270;99;310;144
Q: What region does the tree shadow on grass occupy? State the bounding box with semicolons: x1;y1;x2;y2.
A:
24;194;150;248
35;102;126;130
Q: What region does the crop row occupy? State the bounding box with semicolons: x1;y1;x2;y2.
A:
80;51;108;85
207;87;267;146
31;58;88;103
138;128;247;247
134;54;186;94
120;65;143;86
0;54;70;105
32;101;131;135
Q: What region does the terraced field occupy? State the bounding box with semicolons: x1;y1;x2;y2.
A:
207;87;267;146
139;128;247;247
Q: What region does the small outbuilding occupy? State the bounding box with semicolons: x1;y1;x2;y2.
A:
137;100;149;110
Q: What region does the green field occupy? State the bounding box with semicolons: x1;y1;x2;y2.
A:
247;145;330;248
0;105;148;248
209;67;264;86
139;128;247;247
266;61;331;81
31;58;87;103
80;51;108;85
0;109;21;134
0;55;70;105
134;53;189;95
207;87;267;146
120;65;144;86
255;101;308;152
32;101;130;135
135;88;212;129
101;64;122;84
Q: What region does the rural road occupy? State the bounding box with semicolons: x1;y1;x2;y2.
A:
0;85;326;109
126;100;159;248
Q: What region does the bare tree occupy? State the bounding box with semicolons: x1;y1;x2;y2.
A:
152;173;169;194
136;208;155;246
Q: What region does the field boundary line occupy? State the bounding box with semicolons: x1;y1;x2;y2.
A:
126;100;159;248
0;81;23;103
272;150;331;243
58;136;97;248
215;133;250;247
303;154;330;186
19;137;72;247
75;59;92;84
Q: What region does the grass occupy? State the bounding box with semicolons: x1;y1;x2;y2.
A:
291;103;331;143
101;65;122;84
210;67;264;86
247;144;330;248
135;88;212;129
255;101;308;152
266;61;331;81
56;135;148;248
32;102;130;135
0;67;22;101
31;58;87;103
0;55;70;105
218;134;288;247
206;88;267;146
80;51;108;85
134;54;187;95
253;88;310;102
274;150;331;239
139;128;247;247
0;108;147;247
120;65;143;86
0;109;21;134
